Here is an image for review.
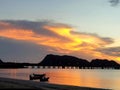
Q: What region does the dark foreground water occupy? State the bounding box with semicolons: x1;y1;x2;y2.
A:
0;68;120;90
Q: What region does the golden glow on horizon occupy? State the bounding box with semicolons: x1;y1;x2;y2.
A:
0;21;120;63
116;57;120;61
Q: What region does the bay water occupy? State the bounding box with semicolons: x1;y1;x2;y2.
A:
0;68;120;90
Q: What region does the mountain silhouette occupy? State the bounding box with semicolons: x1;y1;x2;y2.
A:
39;54;120;69
0;59;28;68
39;54;90;67
0;54;120;69
0;59;4;63
90;59;120;69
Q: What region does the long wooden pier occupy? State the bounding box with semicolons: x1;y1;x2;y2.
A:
25;65;119;69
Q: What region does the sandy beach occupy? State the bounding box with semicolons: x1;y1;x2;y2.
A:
0;77;111;90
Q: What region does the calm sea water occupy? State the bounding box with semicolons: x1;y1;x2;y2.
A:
0;68;120;90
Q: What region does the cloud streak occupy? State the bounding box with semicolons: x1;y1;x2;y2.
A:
0;20;120;62
98;47;120;56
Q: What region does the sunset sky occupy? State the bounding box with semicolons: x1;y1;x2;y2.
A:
0;0;120;63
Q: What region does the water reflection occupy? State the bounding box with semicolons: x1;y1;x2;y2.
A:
0;69;120;90
10;69;17;78
46;69;81;86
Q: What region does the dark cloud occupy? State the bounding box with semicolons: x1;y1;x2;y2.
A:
0;20;71;36
0;20;56;36
101;37;114;44
0;37;51;63
109;0;119;6
97;46;120;56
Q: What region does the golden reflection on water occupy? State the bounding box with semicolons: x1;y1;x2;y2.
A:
47;69;81;86
10;69;17;78
44;69;106;88
1;69;120;90
43;69;118;89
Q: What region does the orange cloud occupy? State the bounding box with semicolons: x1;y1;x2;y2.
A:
43;25;113;52
0;20;120;63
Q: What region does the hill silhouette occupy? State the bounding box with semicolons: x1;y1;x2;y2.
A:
0;59;4;63
0;54;120;69
39;54;89;67
0;59;35;68
90;59;120;69
39;54;120;69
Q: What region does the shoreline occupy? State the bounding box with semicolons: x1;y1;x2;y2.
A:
0;77;111;90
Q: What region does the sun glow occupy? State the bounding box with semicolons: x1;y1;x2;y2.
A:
43;25;72;36
116;57;120;62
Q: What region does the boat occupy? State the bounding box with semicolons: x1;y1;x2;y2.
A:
40;76;49;81
29;73;49;82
